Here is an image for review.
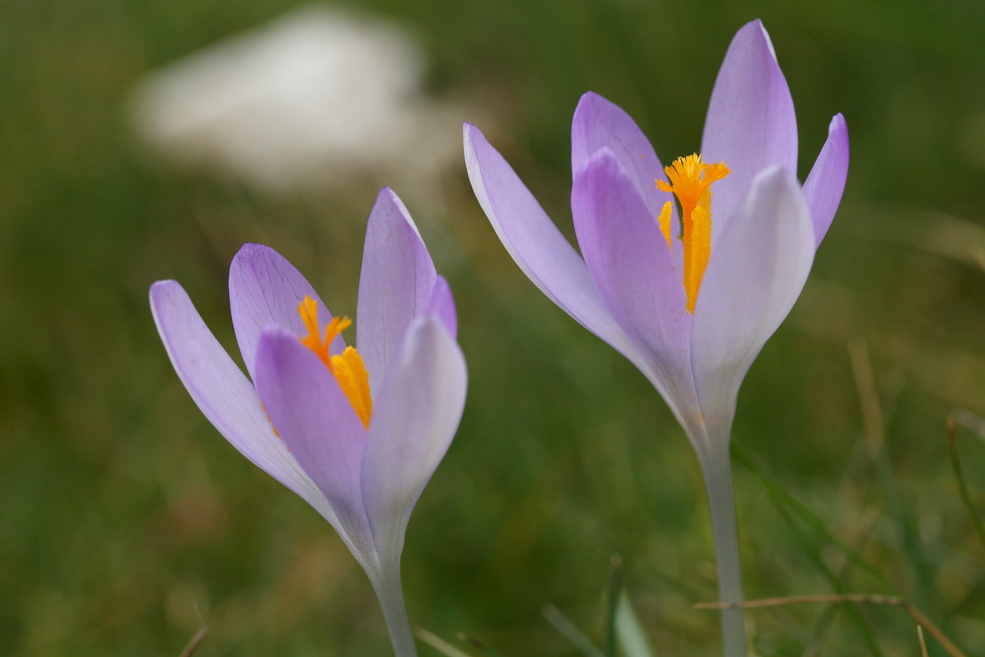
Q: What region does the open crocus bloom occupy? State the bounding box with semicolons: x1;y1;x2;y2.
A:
150;188;466;657
465;19;847;657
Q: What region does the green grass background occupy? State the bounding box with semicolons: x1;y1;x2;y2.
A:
2;0;985;655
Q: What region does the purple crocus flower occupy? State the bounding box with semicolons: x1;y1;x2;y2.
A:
464;20;847;657
150;188;467;657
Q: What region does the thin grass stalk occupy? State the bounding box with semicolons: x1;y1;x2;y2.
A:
694;595;968;657
946;417;985;551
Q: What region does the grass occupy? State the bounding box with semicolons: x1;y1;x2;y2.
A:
2;0;985;655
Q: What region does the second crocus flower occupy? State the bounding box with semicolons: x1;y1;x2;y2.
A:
464;19;848;657
151;188;466;657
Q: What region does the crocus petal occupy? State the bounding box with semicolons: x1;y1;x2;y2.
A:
701;20;798;242
428;275;457;340
229;243;341;382
361;315;467;564
254;326;374;562
802;113;849;247
464;123;647;372
571;149;703;435
356;187;437;396
691;166;815;448
571;92;685;270
571;92;676;221
149;281;345;533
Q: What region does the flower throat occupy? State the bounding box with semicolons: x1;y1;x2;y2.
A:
298;296;373;428
656;154;730;313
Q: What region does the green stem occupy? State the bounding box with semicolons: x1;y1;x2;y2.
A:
370;562;418;657
948;418;985;552
698;446;747;657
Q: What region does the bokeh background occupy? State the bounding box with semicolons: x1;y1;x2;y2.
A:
3;0;985;655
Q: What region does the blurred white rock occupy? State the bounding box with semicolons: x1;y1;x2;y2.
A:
129;4;466;198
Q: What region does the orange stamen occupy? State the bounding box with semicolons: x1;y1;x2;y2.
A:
297;295;373;428
656;154;730;313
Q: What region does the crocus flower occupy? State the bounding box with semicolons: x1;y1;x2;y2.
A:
150;188;467;657
464;19;847;657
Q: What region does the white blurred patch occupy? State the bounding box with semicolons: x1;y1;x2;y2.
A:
129;5;465;197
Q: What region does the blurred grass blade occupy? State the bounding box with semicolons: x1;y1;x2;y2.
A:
947;417;985;551
616;591;656;657
732;442;893;592
953;408;985;441
768;488;885;657
415;628;474;657
542;604;605;657
457;633;509;657
177;603;208;657
604;555;623;657
696;595;967;657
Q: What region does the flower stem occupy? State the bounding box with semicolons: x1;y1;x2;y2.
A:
370;563;418;657
699;447;747;657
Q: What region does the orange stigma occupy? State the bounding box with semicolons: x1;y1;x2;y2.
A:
297;296;373;428
656;154;730;313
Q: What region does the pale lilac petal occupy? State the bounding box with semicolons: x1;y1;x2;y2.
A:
428;275;457;340
701;20;798;243
571;92;684;271
691;166;815;447
571;92;676;221
356;187;437;396
229;243;342;382
361;315;467;563
570;149;703;435
253;326;374;562
802;113;849;247
149;281;344;533
464;123;647;373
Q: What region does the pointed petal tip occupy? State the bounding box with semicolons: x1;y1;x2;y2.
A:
575;90;607;112
754;163;802;196
232;242;271;262
149;280;184;325
463;122;481;144
585;145;620;169
149;278;178;296
738;18;776;60
829;113;849;144
255;324;298;362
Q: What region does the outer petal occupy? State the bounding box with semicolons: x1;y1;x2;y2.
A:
149;281;345;534
361;315;467;563
428;275;457;340
691;166;815;449
701;20;798;243
229;243;341;382
570;150;703;437
464;123;647;373
356;187;437;396
253;327;374;564
802;113;849;247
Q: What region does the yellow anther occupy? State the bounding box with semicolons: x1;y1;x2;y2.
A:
657;201;674;249
330;347;373;429
656;154;730;313
297;295;373;428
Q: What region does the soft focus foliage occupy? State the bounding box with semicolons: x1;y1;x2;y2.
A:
2;1;985;656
